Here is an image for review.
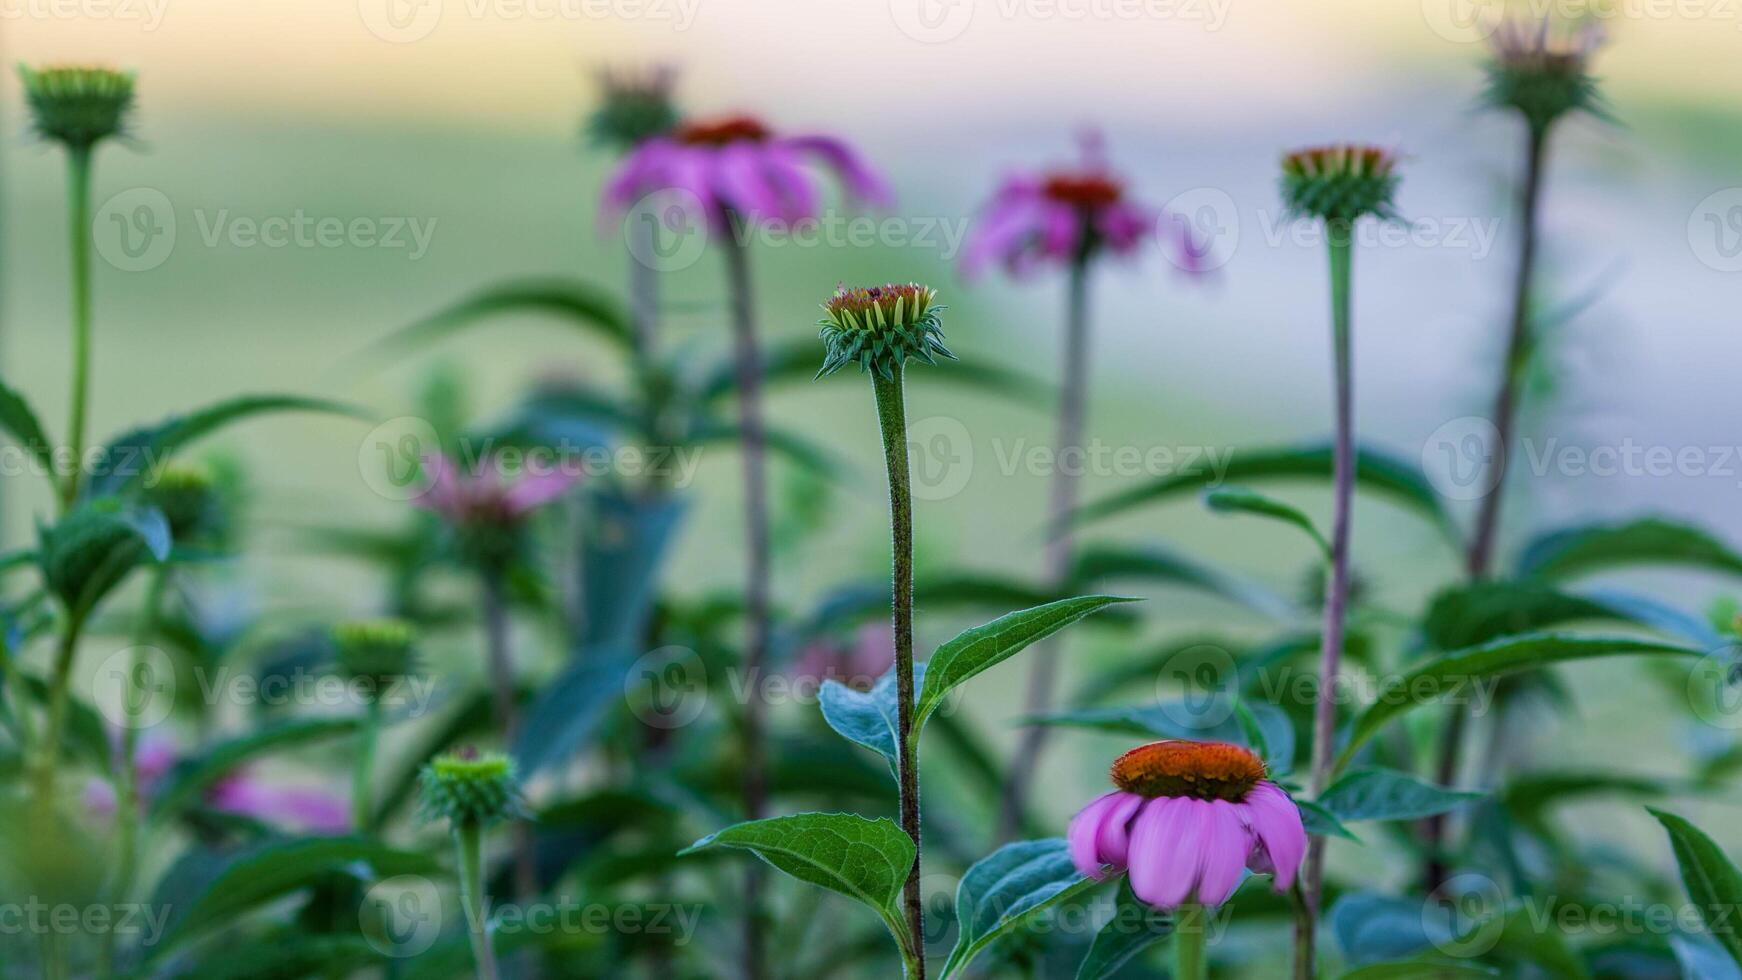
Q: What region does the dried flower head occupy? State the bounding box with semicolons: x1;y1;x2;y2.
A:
1070;740;1307;909
1280;144;1401;224
418;748;525;827
333;618;419;692
587;65;680;151
1484;17;1606;133
816;283;953;379
18;64;135;149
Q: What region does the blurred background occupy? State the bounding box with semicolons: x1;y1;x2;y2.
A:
4;0;1742;931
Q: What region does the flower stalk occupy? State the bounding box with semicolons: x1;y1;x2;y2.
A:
62;144;93;509
1174;904;1208;980
419;750;523;980
456;819;500;980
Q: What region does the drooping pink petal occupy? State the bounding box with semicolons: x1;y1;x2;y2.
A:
1195;800;1255;906
1095;199;1156;256
208;774;349;835
716;143;789;222
1128;796;1208;909
784;134;893;207
758;144;824;224
961;193;1047;278
1238;781;1308;892
1095;792;1146;869
1068;791;1127;879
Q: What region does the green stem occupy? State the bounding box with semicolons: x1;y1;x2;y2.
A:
456;821;500;980
873;365;926;980
63;144;94;511
353;699;382;834
1173;904;1208;980
104;568;168;979
34;613;87;806
1297;225;1356;980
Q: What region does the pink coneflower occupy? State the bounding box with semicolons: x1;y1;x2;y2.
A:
1068;740;1306;909
87;733;348;834
601;112;891;232
414;452;578;529
961;132;1207;277
793;622;896;691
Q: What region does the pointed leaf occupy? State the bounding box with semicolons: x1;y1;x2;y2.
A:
916;595;1140;731
1075;880;1173;979
1334;633;1706;774
818;663;923;778
940;838;1099;978
515;646;638;776
0;377;54;482
370;277;633;360
1651;808;1742;970
1203;486;1330;558
1318;768;1484;823
1518;518;1742;581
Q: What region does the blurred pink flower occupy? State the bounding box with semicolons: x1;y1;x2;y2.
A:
86;732;349;835
1069;740;1306;909
601;114;891;234
414;453;579;528
793;622;896;690
961;131;1208;278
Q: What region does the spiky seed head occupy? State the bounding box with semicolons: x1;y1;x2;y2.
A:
333;618;419;693
18;64;135;149
816;282;954;380
1280;144;1401;225
587;65;680;151
1110;740;1267;802
418;748;525;827
1483;18;1607;134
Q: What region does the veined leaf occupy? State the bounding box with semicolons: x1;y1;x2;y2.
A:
916;595;1139;732
86;395;365;498
1318;768;1484;823
1651;808;1742;970
1075;880;1173;979
1071;545;1297;620
370;277;633;359
0;377;54;484
1068;442;1457;542
1517;518;1742;581
1334;633;1706;775
680;812;915;956
1203;486;1330;558
817;663;922;778
1297;799;1360;841
939;838;1099;978
151;717;361;818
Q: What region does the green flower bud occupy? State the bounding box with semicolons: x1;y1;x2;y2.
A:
418;749;525;827
143;464;225;545
38;499;169;620
1280;144;1401;225
587;65;680;151
333;618;419;693
18;64;135;150
816;283;954;380
1483;19;1607;135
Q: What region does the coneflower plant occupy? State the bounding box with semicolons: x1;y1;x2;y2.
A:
586;65;680;360
333;618;418;832
18;65;136;509
602;113;888;980
818;282;953;975
960;132;1206;835
420;749;526;980
1278;142;1400;980
1069;740;1307;980
1428;16;1608;885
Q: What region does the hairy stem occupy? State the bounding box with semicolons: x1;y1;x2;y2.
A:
456;821;501;980
873;366;926;979
1298;226;1355;980
722;221;771;980
1000;252;1091;839
62;145;94;510
1426;125;1550;891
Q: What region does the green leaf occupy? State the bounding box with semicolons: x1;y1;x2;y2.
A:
371;277;634;360
939;838;1099;978
1672;935;1742;980
1203;486;1330;558
1071;545;1296;620
1518;518;1742;581
1422;580;1720;651
1334;632;1706;775
514;646;637;776
681;813;915;954
1068;442;1457;542
0;377;54;484
1318;768;1484;823
916;595;1140;732
1076;880;1173;979
818;663;921;778
1297;799;1360;841
37;499;171;618
86;394;365;498
1339;962;1499;978
1651;808;1742;970
149;837;440;958
150;717;361;819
